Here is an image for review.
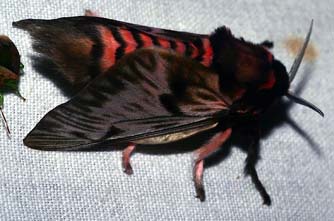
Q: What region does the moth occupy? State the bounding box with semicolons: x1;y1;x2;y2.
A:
0;35;24;135
13;16;323;205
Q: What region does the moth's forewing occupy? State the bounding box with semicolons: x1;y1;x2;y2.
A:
24;49;228;150
13;18;98;93
13;16;211;96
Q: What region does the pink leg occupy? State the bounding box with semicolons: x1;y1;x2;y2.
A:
193;128;232;201
122;143;136;175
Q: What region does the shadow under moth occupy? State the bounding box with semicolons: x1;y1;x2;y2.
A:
13;15;323;205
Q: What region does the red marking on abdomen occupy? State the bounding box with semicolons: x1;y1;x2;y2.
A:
119;29;137;54
158;38;170;49
139;33;154;47
175;41;186;54
259;71;276;90
98;26;120;71
201;38;213;67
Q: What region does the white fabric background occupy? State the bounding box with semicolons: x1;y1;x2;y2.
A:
0;0;333;220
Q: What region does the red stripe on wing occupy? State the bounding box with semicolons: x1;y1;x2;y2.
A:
158;38;171;49
139;33;154;47
98;26;121;71
175;41;186;54
119;29;137;54
201;38;213;67
190;42;199;59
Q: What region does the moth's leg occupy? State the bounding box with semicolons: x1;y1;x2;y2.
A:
122;143;136;175
193;128;232;201
244;130;271;206
260;40;274;49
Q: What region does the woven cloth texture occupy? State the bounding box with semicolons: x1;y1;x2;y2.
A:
0;0;333;220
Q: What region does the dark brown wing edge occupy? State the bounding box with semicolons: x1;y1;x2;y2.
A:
23;112;221;151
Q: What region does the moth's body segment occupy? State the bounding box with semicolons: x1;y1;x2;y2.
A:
14;17;321;205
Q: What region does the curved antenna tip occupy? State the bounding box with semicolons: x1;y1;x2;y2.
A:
286;92;324;117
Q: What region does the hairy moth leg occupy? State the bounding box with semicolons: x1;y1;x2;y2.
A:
193;128;232;201
122;143;136;175
244;131;271;206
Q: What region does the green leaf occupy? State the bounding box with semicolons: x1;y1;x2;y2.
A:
0;93;3;108
4;79;18;91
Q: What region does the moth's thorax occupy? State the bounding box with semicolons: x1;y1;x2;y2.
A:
209;26;290;115
210;26;272;86
229;59;289;116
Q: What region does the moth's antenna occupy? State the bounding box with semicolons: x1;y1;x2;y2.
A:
286;92;324;117
0;108;11;136
289;20;313;82
285;20;323;117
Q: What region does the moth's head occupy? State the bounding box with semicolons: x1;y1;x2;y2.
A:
231;20;323;117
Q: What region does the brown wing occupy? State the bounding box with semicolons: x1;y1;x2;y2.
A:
24;48;229;150
13;16;209;96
